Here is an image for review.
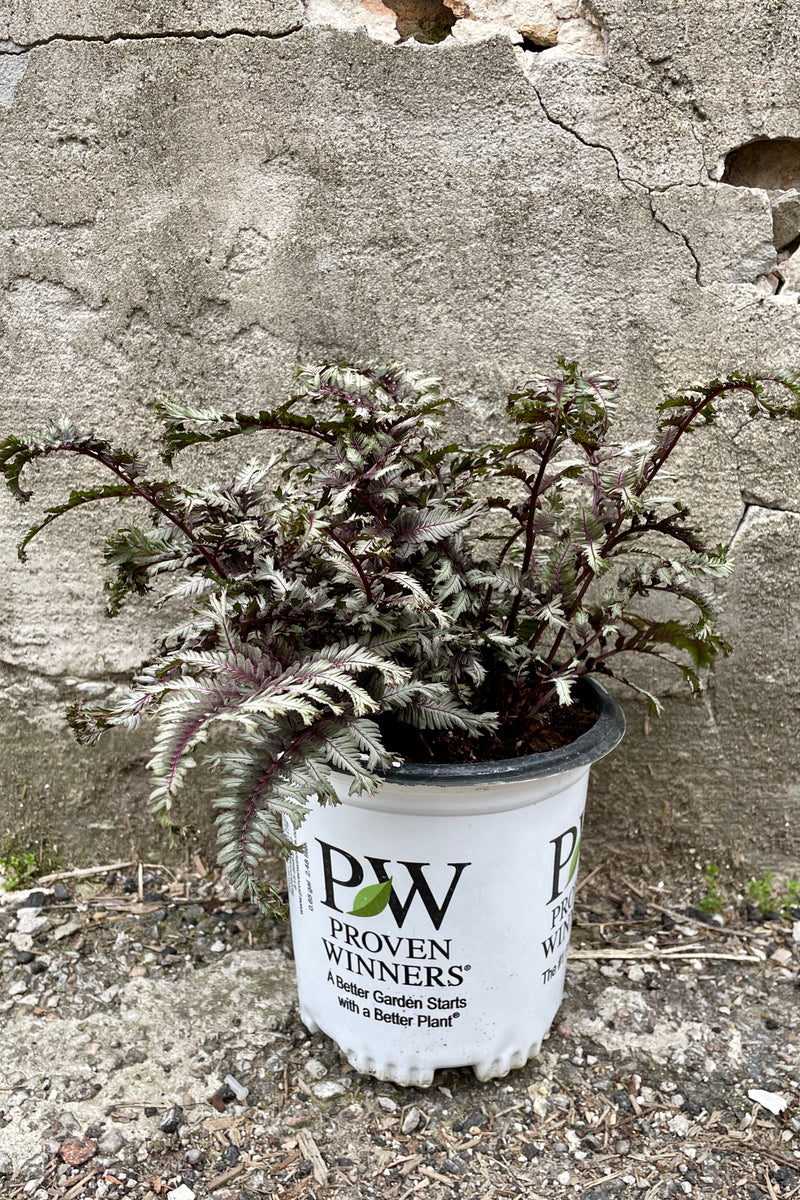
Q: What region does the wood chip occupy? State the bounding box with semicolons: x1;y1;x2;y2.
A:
419;1167;456;1186
269;1151;300;1174
203;1114;248;1131
192;852;208;877
399;1155;425;1176
297;1128;329;1186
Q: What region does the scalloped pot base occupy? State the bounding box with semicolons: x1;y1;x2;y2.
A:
284;683;624;1086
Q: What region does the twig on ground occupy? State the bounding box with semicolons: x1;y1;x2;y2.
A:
647;900;764;940
576;865;603;893
419;1166;457;1186
36;861;136;884
61;1166;102;1200
207;1162;245;1190
35;861;175;885
570;946;761;963
765;1168;781;1200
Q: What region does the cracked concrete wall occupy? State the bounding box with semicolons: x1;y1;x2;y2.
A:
2;1;800;877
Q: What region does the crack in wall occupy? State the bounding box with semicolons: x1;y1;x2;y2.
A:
531;82;711;286
647;198;703;285
530;81;635;194
727;498;800;551
1;27;304;53
0;17;779;298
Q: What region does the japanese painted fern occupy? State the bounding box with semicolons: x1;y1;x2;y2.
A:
3;361;799;911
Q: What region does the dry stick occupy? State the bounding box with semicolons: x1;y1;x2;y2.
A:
494;1101;528;1119
581;1168;640;1191
647;900;765;941
620;875;648;900
207;1162;246;1190
576;864;603;893
764;1169;781;1200
419;1167;456;1186
751;1147;800;1173
569;946;760;963
36;860;178;886
61;1166;102;1200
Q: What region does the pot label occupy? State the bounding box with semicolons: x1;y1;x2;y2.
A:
285;779;587;1080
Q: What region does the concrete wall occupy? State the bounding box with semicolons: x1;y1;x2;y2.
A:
2;0;800;876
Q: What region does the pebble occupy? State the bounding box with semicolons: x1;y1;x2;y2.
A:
53;919;83;941
458;1110;488;1132
20;1154;48;1180
58;1139;98;1166
0;1152;13;1176
312;1080;347;1100
378;1096;397;1112
4;888;51;913
303;1058;328;1080
167;1187;195;1200
97;1129;126;1155
402;1106;422;1134
160;1105;184;1134
15;911;52;937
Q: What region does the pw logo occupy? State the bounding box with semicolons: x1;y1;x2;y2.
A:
316;840;470;931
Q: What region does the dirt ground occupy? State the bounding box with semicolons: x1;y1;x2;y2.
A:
1;856;798;1200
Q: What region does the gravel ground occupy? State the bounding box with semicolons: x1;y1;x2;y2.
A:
1;859;799;1200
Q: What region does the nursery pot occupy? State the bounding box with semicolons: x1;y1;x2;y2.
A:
285;678;625;1086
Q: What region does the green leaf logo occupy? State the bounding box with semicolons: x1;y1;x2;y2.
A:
567;836;582;886
348;878;393;918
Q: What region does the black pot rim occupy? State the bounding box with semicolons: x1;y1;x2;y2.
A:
381;675;626;787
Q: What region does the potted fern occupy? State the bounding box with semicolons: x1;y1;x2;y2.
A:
2;361;798;1084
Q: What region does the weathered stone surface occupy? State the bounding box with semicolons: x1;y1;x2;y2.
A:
537;15;602;58
445;0;564;45
591;508;800;870
0;45;27;108
304;0;399;42
531;57;705;188
776;245;800;292
771;188;800;251
651;184;776;285
5;1;304;42
594;0;800;175
0;949;295;1166
1;8;800;874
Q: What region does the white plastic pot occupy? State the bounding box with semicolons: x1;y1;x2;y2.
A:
285;678;625;1086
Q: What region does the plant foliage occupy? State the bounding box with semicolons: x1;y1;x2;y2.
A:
4;361;800;911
